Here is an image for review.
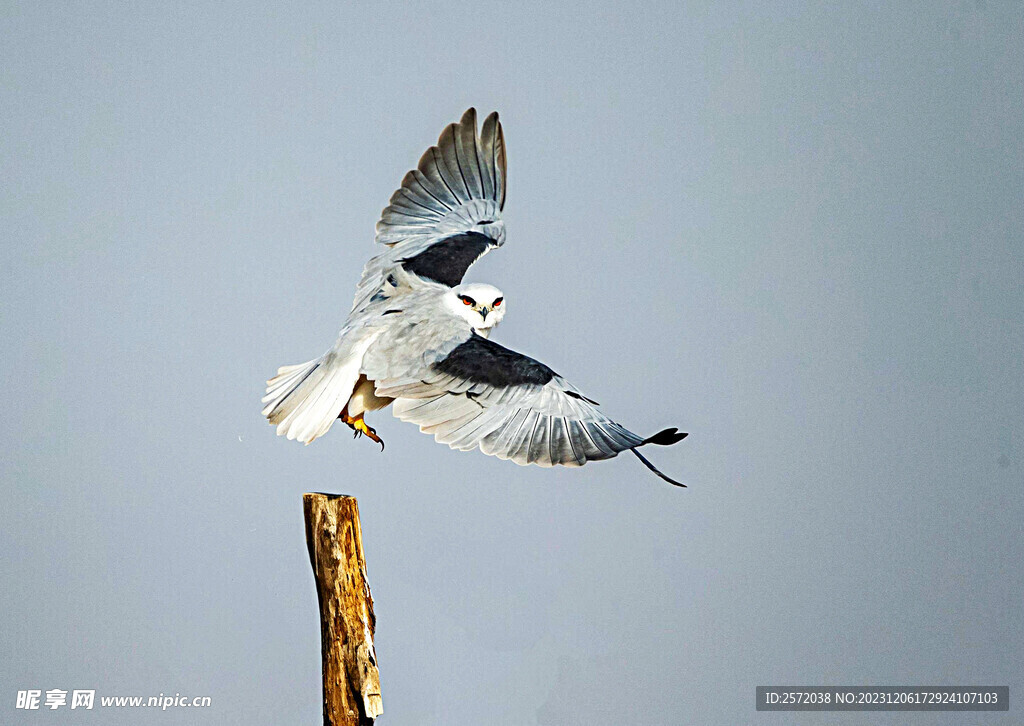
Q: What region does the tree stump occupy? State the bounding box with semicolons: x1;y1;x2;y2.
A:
303;493;383;725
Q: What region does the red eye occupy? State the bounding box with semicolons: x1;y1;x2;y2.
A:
494;298;503;307
463;298;472;306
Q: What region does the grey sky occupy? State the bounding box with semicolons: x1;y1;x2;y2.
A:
2;2;1022;724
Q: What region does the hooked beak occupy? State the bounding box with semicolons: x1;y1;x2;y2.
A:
479;307;489;321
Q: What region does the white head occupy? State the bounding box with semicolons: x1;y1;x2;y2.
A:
444;283;506;333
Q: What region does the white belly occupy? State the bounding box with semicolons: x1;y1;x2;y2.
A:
347;375;394;416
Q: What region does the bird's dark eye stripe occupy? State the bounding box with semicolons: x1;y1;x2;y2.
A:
457;294;476;305
493;297;503;305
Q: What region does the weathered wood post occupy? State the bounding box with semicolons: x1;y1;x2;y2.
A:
303;493;383;725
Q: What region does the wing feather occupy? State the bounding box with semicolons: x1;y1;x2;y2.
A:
455;109;485;200
509;410;539;465
436;125;470;200
358;297;681;471
409;167;458;210
476;113;497;200
352;109;507;312
367;327;665;468
524;415;547;466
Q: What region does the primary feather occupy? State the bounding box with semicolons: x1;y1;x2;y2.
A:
351;108;506;313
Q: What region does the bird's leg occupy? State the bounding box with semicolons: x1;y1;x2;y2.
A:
340;410;384;450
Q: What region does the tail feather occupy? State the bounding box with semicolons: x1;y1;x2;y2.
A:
262;352;360;444
263;360;319;408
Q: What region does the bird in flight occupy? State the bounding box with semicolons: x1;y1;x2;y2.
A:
262;109;688;486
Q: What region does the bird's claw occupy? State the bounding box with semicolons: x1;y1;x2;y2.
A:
350;417;385;451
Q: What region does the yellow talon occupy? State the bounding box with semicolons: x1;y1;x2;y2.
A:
340;411;384;450
353;418;372;436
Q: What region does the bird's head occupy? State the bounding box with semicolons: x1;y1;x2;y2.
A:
446;283;506;334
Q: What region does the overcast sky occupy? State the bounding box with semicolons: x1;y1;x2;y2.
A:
2;2;1022;724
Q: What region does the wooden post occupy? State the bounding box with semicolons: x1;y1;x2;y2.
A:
303;493;383;725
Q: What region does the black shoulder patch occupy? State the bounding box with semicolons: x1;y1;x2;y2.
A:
433;333;556;388
401;232;491;287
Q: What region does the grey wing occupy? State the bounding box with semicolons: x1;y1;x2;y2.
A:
365;332;651;468
351;108;507;312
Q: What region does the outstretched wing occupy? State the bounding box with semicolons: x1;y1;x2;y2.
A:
351;108;507;312
363;329;685;477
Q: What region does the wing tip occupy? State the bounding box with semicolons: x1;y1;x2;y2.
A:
630;449;687;488
642;427;689;446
